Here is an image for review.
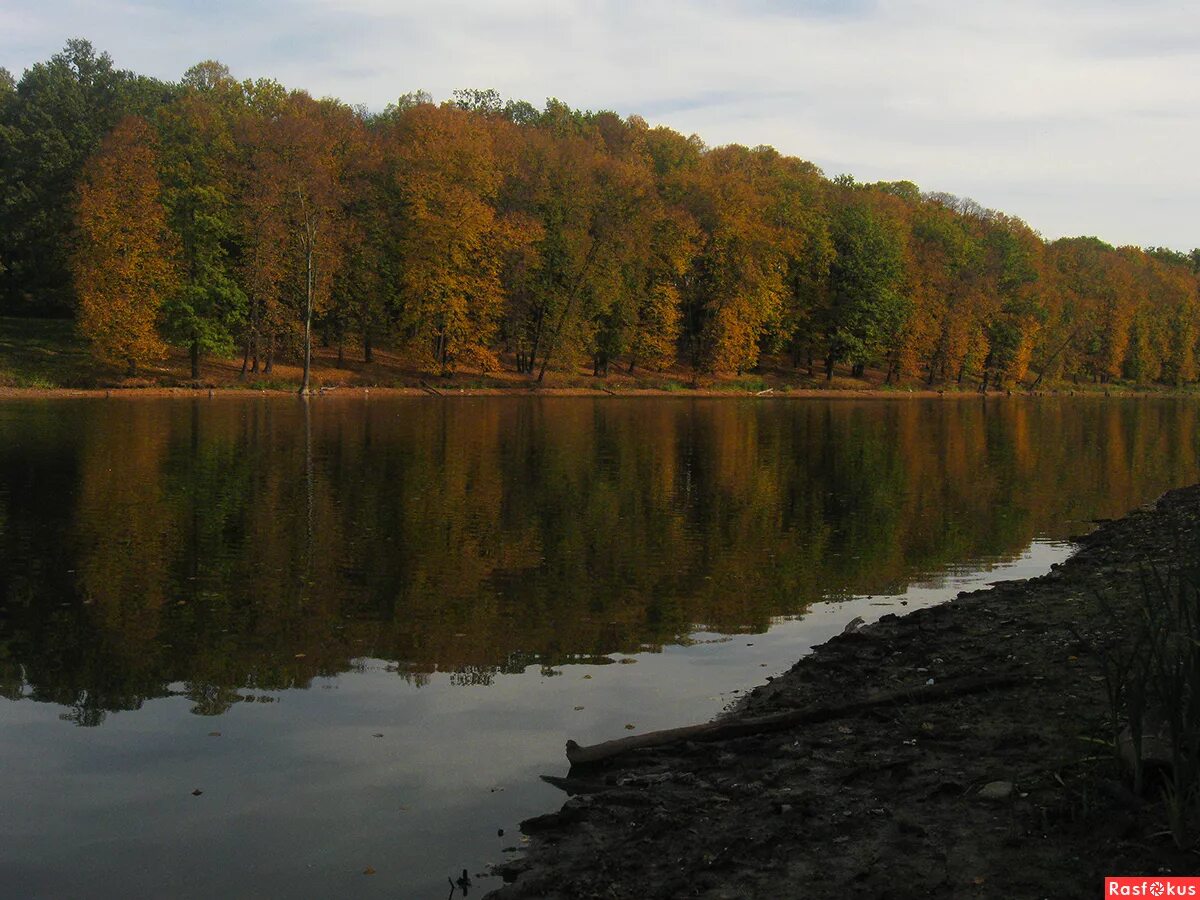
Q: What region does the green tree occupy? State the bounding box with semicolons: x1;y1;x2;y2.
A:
823;193;908;379
157;63;247;379
0;40;174;315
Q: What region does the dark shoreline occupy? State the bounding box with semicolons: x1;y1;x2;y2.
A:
0;384;1191;400
488;486;1200;899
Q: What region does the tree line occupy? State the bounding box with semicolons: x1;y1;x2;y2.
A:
3;40;1199;391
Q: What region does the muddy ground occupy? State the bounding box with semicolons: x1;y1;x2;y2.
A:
489;486;1200;899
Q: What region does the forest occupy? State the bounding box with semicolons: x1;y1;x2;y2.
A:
2;40;1199;391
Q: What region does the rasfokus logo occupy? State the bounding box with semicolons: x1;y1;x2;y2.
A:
1106;877;1200;896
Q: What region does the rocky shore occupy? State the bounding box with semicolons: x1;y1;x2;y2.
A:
489;485;1200;899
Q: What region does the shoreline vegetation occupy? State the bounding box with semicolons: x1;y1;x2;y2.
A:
488;486;1200;899
4;42;1200;402
3;318;1199;401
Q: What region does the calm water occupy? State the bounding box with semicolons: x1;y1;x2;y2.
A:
1;396;1198;897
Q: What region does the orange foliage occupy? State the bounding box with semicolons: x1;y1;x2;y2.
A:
73;116;178;374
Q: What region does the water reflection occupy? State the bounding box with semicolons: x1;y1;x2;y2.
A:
0;396;1198;725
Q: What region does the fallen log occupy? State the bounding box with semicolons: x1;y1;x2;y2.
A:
565;673;1022;767
539;774;611;795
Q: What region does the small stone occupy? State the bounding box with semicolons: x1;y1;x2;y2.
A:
976;781;1014;801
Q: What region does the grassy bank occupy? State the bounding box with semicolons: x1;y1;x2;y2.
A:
4;317;1197;399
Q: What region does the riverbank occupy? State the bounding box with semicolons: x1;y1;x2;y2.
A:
489;486;1200;899
0;381;1189;401
0;384;1153;400
3;317;1193;400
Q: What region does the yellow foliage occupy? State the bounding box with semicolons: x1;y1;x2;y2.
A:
73;116;178;374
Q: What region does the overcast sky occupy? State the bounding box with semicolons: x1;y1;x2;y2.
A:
3;0;1197;250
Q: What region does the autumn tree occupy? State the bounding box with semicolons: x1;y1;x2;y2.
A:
678;145;787;375
332;135;389;365
73;115;178;374
904;195;978;383
1051;237;1135;384
500;106;629;380
7;51;1200;392
620;207;698;373
239;92;351;393
388;102;507;373
979;215;1046;390
767;154;834;373
575;114;696;377
234;78;290;374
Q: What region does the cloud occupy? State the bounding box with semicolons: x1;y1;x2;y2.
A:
2;0;1197;248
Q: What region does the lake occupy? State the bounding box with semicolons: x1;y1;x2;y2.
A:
1;395;1197;897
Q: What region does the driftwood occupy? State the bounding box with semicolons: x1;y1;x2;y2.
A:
565;674;1022;767
540;774;611;795
418;380;443;396
755;388;773;396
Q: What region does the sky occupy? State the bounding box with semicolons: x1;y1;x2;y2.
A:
3;0;1198;250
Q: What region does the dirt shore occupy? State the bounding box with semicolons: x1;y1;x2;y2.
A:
1;317;1184;401
488;486;1200;899
0;384;1172;401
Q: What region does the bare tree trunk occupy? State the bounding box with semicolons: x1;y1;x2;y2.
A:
299;216;315;397
190;339;200;381
1029;325;1080;391
538;238;600;382
566;674;1022;767
528;308;545;376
